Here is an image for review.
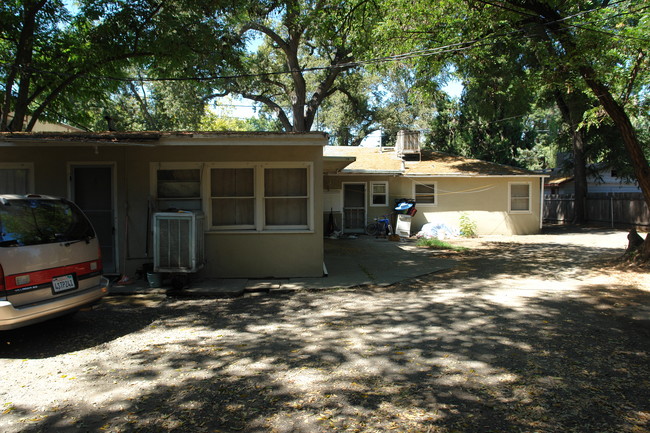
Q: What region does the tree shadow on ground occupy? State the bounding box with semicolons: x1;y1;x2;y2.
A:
2;228;649;432
4;282;649;433
0;295;163;358
436;240;621;281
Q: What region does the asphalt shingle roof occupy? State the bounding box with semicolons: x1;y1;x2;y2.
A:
324;146;538;177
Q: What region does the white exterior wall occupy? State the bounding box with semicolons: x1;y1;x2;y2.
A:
324;174;544;236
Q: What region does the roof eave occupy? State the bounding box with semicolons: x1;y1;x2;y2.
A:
405;173;548;178
336;170;404;175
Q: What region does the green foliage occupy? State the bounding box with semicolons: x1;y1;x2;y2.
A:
1;0;242;131
415;237;468;251
1;0;648;190
217;0;384;132
458;213;477;238
376;0;650;216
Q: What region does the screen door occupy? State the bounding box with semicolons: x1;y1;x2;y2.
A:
72;165;116;274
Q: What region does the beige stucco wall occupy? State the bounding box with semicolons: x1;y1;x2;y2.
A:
324;174;543;235
1;136;325;278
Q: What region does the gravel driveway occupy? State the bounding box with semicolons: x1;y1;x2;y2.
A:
1;226;649;433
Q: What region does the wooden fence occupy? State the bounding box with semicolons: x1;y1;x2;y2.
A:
544;193;650;227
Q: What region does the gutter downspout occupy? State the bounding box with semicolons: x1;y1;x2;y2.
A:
540;177;545;230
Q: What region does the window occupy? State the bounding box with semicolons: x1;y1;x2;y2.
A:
415;182;436;205
265;168;308;228
153;163;312;231
156;167;201;210
211;168;255;228
210;163;312;231
0;163;32;194
509;182;531;212
0;197;94;247
370;182;388;206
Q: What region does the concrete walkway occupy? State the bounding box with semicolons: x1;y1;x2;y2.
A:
109;236;455;298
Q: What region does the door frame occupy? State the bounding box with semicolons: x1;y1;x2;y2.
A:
67;162;118;274
341;182;367;233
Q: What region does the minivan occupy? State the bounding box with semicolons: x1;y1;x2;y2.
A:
0;194;109;330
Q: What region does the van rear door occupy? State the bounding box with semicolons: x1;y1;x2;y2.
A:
0;197;103;307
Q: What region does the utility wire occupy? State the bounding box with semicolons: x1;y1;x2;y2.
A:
0;1;646;85
2;2;647;85
474;0;650;42
0;39;489;84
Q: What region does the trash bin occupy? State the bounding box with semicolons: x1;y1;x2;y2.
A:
396;214;412;237
147;272;162;288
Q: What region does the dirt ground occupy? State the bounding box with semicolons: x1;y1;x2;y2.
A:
1;226;649;433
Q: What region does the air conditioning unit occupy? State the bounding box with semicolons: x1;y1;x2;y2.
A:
153;211;205;273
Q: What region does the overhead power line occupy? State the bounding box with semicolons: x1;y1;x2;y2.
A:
0;0;646;85
0;39;488;84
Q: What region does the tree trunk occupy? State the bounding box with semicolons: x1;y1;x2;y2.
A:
3;1;47;131
580;69;650;260
554;91;588;224
571;129;588;224
626;229;644;253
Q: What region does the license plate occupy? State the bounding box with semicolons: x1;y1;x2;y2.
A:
52;274;77;293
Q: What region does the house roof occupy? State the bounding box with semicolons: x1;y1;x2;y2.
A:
547;176;574;186
324;146;403;173
0;131;329;147
323;146;541;177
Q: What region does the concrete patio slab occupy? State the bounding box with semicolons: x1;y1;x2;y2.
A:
109;236;454;297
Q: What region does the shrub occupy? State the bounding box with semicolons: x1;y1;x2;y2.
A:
459;213;478;238
415;238;467;251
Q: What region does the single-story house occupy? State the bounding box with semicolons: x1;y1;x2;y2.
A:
0;131;326;279
323;144;547;236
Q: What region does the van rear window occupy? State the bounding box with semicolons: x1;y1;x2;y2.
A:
0;199;95;247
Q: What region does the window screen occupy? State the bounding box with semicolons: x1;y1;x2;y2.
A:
211;168;255;227
371;182;388;205
510;183;530;211
264;168;308;226
415;183;436;204
0;169;29;194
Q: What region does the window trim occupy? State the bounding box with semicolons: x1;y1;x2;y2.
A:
509;181;532;214
413;181;438;206
369;181;389;207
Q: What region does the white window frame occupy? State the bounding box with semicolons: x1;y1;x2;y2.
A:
0;162;34;194
413;181;438;206
509;181;532;213
207;162;314;233
370;181;389;207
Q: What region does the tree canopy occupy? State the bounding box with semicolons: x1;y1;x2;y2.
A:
1;1;648;225
0;0;241;131
3;0;650;254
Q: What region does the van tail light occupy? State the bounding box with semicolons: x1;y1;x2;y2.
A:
0;263;6;296
97;246;104;273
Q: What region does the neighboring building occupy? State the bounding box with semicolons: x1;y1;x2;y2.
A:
323;144;547;236
545;164;642;195
4;113;83;133
0;131;326;279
